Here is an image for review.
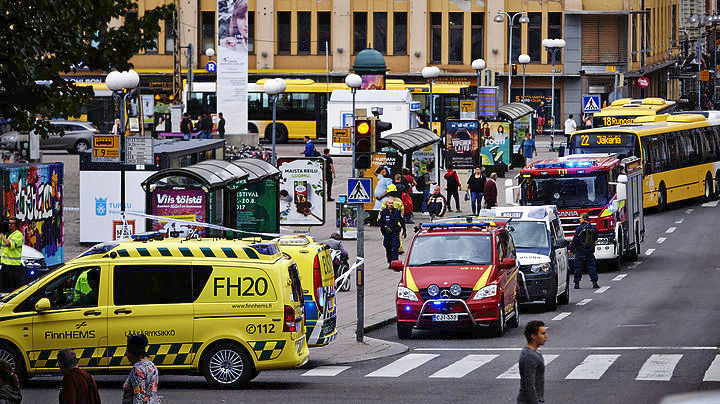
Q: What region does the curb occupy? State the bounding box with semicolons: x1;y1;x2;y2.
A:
363;316;397;333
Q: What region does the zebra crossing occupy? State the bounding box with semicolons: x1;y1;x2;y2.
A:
300;351;720;382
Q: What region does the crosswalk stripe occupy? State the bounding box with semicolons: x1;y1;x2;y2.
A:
496;355;559;379
702;200;719;207
365;354;438;378
429;355;498;378
703;355;720;381
302;366;351;377
565;354;620;380
636;354;682;381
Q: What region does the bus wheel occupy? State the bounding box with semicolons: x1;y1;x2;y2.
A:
248;123;259;134
658;184;667;211
715;171;720;200
706;173;716;201
264;123;288;144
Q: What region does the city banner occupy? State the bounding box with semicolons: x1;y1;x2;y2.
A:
217;0;249;135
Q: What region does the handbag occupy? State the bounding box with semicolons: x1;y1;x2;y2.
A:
464;190;470;201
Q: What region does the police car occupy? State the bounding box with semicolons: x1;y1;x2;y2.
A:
488;206;570;310
0;234;309;387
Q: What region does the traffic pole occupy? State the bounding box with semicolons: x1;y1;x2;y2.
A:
356;203;364;342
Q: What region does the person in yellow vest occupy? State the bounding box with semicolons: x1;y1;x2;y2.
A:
0;217;23;292
384;184;406;254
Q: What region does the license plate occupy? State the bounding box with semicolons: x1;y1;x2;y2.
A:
433;314;459;322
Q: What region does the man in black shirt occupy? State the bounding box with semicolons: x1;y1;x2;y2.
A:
322;148;335;201
217;112;226;138
180;113;192;140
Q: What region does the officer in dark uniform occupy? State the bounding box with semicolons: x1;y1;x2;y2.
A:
378;199;406;268
570;212;599;289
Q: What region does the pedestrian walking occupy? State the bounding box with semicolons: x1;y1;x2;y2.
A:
483;172;498;208
466;167;486;215
564;114;577;145
180;113;192;141
302;136;318;157
58;348;101;404
0;359;20;404
536;101;546;135
322;148;335;201
421;166;436;215
444;167;462;212
385;185;406;254
571;213;599;289
378;199;406;268
518;321;547;404
426;186;447;219
1;217;23;293
217;112;226;138
122;334;160;404
518;132;537;166
200;112;213;139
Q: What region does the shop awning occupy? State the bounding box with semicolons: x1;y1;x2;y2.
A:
498;103;535;121
383;128;439;153
230;158;280;183
142;159;249;190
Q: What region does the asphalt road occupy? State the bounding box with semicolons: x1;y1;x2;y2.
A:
19;196;720;403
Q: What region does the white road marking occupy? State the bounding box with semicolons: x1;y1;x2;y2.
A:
702;200;719;207
576;298;592;306
617;324;657;327
630;261;643;269
497;355;559;379
302;366;351;377
414;346;717;351
64;207;80;211
551;312;572;321
565;354;620;380
429;355;498;378
657;237;666;244
365;354;438;377
703;355;720;381
666;227;676;234
686;208;694;214
645;248;656;256
675;218;684;224
594;286;611;294
612;274;627;281
636;354;683;381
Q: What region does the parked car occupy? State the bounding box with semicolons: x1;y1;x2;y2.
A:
0;121;98;154
21;244;49;279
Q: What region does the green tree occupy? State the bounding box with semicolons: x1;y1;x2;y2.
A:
0;0;174;136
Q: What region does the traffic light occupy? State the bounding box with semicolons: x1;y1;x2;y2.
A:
354;119;372;169
373;119;392;152
511;64;518;76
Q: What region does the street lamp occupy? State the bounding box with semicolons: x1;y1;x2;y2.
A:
518;54;530;103
472;58;486;119
542;38;565;151
264;78;286;166
345;73;362;177
422;66;442;167
495;10;529;103
205;48;215;59
105;69;140;238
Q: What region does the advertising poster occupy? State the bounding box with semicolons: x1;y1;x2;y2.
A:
479;121;511;167
336;204;358;240
361;74;385;90
514;114;532;153
234;177;279;235
278;158;325;226
410;146;436;193
363;153;402;211
151;188;207;237
446;120;479;170
217;0;249;134
2;164;64;267
79;171;151;243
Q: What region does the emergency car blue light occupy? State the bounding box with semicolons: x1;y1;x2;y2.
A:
29;271;35;276
433;301;443;306
249;243;278;255
405;305;412;312
422;222;491;229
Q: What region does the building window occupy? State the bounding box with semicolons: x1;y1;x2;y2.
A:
201;11;215;56
298;11;311;54
547;12;562;62
393;12;407;55
374;12;387;54
644;8;650;58
448;13;463;63
508;13;522;64
471;12;484;61
164;18;175;55
354;12;367;54
527;13;541;63
430;12;442;63
318;12;331;53
248;11;254;54
671;5;677;46
632;15;637;62
277;11;291;54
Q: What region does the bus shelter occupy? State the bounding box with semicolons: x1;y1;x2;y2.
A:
496;102;535;170
224;158;280;237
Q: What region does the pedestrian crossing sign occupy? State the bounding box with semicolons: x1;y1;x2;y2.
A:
582;95;601;113
347;178;372;203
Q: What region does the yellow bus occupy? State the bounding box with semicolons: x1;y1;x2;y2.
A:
592;98;678;128
569;112;720;210
184;79;469;142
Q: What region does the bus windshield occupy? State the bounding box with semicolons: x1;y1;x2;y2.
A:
522;173;611;209
569;132;639;160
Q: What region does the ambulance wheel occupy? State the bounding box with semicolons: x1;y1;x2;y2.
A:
397;323;413;339
491;298;505;337
508;298;520;328
201;342;254;387
558;273;570;305
0;342;25;384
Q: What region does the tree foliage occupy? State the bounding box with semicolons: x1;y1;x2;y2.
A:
0;0;174;136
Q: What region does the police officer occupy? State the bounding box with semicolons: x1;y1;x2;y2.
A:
378;199;406;268
571;213;599;289
0;217;23;292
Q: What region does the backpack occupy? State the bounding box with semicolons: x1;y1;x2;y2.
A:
580;225;597;249
401;192;413;213
314;148;321;157
415;173;427;190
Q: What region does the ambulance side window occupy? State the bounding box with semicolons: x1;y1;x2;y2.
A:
15;266;101;312
114;265;192;305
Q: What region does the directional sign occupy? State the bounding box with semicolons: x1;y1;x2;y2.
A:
460;100;475;119
582;95;601;113
347;178;372;203
125;136;154;165
92;135;120;162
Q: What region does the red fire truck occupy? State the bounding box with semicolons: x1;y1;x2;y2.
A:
505;154;644;268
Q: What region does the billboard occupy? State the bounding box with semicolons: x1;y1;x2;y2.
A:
2;164;64;267
446;120;479;170
278;158;325;225
361;74;385;90
479;121;511;167
151;188;207;237
217;0;249;134
234;177;279;235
